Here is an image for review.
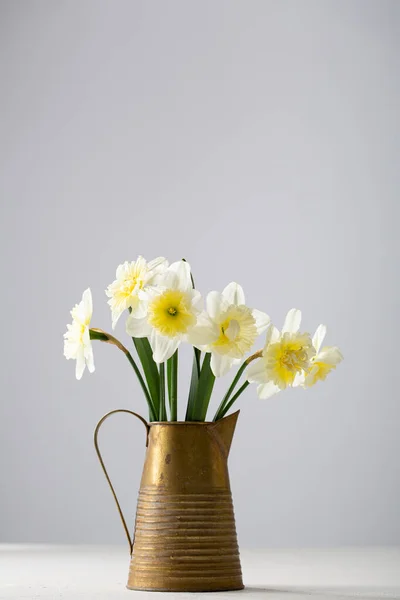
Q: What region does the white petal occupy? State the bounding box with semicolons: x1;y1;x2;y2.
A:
139;288;157;304
82;326;90;345
187;314;219;347
147;256;168;272
246;358;269;383
150;331;180;363
71;299;86;324
252;309;270;334
191;289;203;312
131;295;148;319
222;282;245;306
168;261;192;292
86;345;95;374
126;315;152;338
257;381;281;399
157;269;178;289
282;308;302;334
115;261;128;279
210;353;235;377
317;346;343;366
82;288;93;318
75;346;86;380
312;324;327;353
135;255;146;271
206;291;227;320
264;325;280;346
111;306;125;330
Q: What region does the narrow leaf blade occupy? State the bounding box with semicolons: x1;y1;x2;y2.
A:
186;348;201;420
192;353;215;421
167;350;178;421
133;338;160;416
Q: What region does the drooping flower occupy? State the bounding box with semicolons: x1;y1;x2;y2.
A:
63;288;95;380
246;308;314;399
126;260;202;363
303;324;343;387
106;256;168;329
188;282;270;377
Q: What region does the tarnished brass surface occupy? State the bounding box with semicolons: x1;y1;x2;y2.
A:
95;410;243;592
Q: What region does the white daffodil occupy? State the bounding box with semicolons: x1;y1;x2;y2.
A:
188;282;270;377
126;260;202;363
247;308;315;399
106;256;168;329
63;288;95;380
303;324;343;387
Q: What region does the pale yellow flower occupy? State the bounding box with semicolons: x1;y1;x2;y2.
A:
304;324;343;387
106;256;167;329
188;282;270;377
247;309;314;399
63;288;95;380
126;261;202;363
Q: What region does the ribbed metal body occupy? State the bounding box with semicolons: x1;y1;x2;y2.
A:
127;412;243;592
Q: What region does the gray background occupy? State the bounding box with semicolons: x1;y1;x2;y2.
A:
1;0;399;547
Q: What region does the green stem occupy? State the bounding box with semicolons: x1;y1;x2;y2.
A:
167;350;178;421
212;349;263;422
89;328;156;421
125;352;157;421
217;381;250;420
159;363;167;421
212;361;248;422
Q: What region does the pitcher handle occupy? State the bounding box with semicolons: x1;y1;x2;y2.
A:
94;409;150;555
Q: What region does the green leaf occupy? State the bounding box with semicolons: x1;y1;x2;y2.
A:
159;363;167;421
133;338;160;418
181;259;202;421
192;353;215;421
167;350;178;421
185;348;201;421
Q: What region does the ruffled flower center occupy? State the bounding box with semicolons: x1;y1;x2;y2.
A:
264;332;314;388
213;306;257;358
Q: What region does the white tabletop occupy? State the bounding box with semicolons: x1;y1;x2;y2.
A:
1;545;400;599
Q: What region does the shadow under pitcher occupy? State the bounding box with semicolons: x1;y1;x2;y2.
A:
94;409;244;592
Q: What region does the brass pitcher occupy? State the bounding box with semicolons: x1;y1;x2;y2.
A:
94;410;244;592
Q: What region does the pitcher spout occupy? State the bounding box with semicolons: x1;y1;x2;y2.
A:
209;410;240;457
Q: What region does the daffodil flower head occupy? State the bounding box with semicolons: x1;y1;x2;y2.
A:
63;288;95;380
106;256;168;329
247;308;314;399
264;330;314;388
304;324;343;387
126;260;202;363
188;282;270;377
148;289;197;337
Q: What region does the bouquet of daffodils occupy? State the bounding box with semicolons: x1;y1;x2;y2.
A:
64;257;342;422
